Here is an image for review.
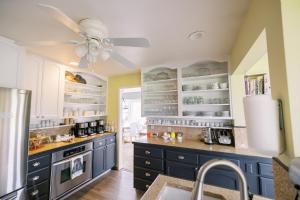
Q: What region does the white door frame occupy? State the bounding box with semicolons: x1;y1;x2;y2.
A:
117;87;141;170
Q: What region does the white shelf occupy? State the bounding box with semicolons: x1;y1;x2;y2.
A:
64;92;104;98
182;104;230;106
65;114;106;119
144;103;178;106
143;78;177;84
182;73;228;81
143;90;178;94
145;115;232;120
182;89;229;94
65;80;105;90
64;102;105;106
146;123;233;129
30;124;74;131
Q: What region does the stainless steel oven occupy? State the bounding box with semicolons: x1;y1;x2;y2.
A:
50;142;93;200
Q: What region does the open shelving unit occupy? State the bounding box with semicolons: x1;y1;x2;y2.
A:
63;72;107;121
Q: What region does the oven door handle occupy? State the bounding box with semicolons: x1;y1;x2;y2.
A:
52;151;92;166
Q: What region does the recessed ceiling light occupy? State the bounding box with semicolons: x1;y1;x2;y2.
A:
69;62;79;66
187;30;205;40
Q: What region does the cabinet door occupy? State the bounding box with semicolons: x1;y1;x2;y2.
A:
204;168;238;190
93;146;106;178
0;38;22;88
259;177;275;198
166;160;198;181
105;143;115;170
40;60;63;119
21;54;43;120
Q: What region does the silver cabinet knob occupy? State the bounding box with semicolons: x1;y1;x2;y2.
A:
178;155;185;160
31;190;39;196
146;184;150;188
145;161;151;165
33;162;40;167
32;176;40;181
145;172;151;177
145;150;151;155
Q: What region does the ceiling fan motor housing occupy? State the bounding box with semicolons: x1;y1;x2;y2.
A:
79;18;108;39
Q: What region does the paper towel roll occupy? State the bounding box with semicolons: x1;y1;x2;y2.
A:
243;95;284;156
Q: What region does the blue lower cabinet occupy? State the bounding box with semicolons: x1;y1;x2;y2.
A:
259;177;275;199
204;168;238;190
106;143;116;170
93;146;106;177
166;160;198;181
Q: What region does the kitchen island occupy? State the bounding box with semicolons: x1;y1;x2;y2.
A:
141;174;270;200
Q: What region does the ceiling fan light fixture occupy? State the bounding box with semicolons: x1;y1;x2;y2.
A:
69;61;79;66
101;50;110;61
187;30;205;40
75;45;88;57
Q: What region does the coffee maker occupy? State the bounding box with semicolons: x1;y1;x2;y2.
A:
96;119;105;134
88;121;97;136
74;122;88;138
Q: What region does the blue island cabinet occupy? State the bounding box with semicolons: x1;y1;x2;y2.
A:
133;142;274;199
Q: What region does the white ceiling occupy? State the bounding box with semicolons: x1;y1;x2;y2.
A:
0;0;250;76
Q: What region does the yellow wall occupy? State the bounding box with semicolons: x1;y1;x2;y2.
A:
280;0;300;157
230;0;294;157
107;71;141;131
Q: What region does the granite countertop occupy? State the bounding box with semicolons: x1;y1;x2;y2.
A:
141;175;270;200
134;137;271;158
28;132;115;156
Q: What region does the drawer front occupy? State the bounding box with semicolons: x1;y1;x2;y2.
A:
166;150;198;165
28;155;51;173
134;156;164;171
199;154;241;171
106;135;116;145
94;138;106;149
134;167;160;181
134;178;152;191
166;161;198;181
27;180;49;200
258;163;273;177
27;167;50;187
134;145;164;159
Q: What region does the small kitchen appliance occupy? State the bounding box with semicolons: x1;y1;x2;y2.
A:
96;119;105;134
74;123;88;138
87;121;97;136
202;128;234;146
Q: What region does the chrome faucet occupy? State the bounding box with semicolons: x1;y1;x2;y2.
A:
191;159;249;200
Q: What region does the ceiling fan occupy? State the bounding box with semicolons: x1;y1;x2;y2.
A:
22;4;150;68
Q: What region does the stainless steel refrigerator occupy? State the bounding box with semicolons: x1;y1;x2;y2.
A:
0;87;31;199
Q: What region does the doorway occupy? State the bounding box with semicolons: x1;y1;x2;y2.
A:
118;87;146;172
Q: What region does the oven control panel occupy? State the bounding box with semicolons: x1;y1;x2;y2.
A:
63;146;86;157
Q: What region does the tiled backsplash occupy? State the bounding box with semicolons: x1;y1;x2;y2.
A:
30;125;73;138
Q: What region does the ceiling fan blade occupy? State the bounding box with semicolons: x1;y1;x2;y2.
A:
38;3;81;34
17;40;82;46
106;38;150;48
109;51;136;68
79;55;89;68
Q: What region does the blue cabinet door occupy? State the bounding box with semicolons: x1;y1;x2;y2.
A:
166;160;198;181
204;168;238;190
93;146;106;177
259;177;275;199
106;143;116;170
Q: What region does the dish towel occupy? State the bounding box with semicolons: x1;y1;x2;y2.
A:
70;155;84;179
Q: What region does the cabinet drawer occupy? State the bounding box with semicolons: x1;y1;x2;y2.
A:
94;138;106;149
134;145;164;159
27;167;50;187
27;180;49;200
134;178;152;191
166;150;198;165
134;167;160;181
166;161;198;181
28;155;51;173
199;155;241;171
106;135;116;145
258;163;273;177
134;156;164;171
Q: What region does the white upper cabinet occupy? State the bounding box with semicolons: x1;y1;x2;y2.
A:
40;60;64;119
0;37;23;88
20;53;64;121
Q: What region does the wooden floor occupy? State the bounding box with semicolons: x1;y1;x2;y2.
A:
65;170;144;200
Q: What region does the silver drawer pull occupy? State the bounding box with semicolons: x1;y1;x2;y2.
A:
33;162;40;167
146;184;150;188
145;150;151;155
99;142;103;145
31;190;39;196
110;139;114;142
145;161;151;165
178;155;185;160
145;172;151;177
32;176;40;181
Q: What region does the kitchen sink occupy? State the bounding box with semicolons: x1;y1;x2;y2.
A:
158;184;225;200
